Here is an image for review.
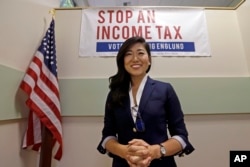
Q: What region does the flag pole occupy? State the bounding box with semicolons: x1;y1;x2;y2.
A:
39;125;54;167
39;125;53;167
20;10;62;166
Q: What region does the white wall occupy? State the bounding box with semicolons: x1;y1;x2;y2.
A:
0;0;250;167
1;1;249;78
237;0;250;73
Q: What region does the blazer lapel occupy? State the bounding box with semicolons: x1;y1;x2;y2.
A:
139;77;155;112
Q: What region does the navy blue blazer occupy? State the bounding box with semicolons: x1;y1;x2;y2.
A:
97;77;194;167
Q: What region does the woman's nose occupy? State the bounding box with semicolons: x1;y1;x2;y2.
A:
132;54;139;61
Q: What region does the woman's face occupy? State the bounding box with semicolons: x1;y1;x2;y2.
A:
124;43;151;78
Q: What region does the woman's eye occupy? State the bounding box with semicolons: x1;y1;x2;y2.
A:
125;53;132;56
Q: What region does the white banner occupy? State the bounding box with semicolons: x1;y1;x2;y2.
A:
79;7;211;57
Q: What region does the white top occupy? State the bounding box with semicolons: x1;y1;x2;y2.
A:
129;74;148;122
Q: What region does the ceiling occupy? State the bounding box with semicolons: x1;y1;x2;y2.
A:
80;0;245;9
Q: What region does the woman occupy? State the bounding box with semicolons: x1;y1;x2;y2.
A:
97;36;194;167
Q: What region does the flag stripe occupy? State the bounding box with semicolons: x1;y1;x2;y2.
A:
26;93;62;135
22;70;61;119
33;52;60;97
22;112;42;147
25;98;62;141
23;52;60;100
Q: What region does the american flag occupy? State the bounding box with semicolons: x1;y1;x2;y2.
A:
20;19;63;160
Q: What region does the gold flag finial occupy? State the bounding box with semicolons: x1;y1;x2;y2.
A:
49;9;56;19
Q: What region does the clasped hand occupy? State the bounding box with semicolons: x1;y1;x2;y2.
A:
126;139;154;167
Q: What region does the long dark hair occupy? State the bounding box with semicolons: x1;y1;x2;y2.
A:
108;36;151;109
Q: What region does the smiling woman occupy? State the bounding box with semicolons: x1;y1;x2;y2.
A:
97;36;194;167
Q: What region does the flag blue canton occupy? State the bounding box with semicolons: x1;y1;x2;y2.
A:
38;19;57;77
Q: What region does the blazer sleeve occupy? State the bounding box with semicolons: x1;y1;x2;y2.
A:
97;92;117;154
165;83;195;156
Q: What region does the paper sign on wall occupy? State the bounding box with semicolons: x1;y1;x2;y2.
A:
79;7;211;57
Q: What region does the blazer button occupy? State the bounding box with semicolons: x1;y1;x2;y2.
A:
133;128;136;132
